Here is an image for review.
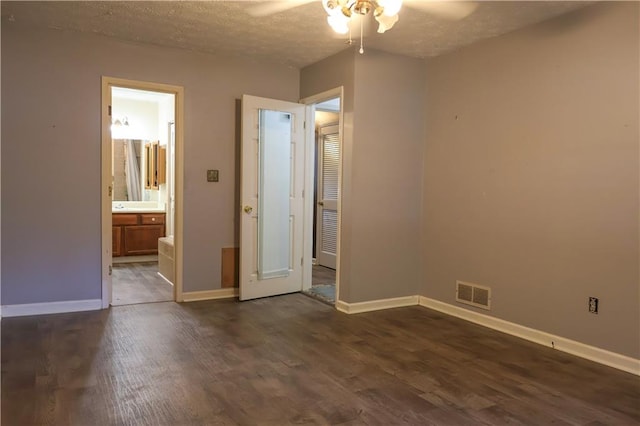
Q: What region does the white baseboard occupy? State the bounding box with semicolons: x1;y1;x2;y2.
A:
1;299;103;318
419;296;640;376
182;288;238;302
336;295;419;314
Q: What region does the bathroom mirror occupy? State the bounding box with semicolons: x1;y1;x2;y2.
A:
257;109;292;280
112;139;158;201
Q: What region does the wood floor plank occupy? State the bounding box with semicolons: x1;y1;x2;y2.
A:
112;262;173;306
2;294;639;425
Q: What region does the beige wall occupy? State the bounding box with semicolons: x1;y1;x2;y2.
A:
422;2;639;358
1;24;299;304
302;48;425;303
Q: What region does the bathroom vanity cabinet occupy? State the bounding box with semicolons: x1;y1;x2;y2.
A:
113;212;165;256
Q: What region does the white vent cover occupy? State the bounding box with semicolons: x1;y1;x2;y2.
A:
456;280;491;310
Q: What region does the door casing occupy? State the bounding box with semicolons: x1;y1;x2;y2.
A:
101;76;185;307
301;87;344;302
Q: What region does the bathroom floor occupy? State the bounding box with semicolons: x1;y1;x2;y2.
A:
112;262;173;306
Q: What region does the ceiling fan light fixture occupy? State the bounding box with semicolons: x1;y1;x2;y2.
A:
322;0;404;51
322;0;340;15
353;1;372;15
327;14;350;34
323;0;403;29
380;0;403;17
374;12;398;33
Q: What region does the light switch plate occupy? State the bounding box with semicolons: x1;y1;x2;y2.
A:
207;169;219;182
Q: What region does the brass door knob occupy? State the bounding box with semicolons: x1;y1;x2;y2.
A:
244;206;253;214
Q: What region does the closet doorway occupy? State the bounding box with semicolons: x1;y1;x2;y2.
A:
101;77;184;307
304;93;342;305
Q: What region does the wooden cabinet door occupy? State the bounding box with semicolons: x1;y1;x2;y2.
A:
112;226;122;257
123;224;165;255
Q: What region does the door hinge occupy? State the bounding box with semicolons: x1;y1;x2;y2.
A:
108;186;113;197
108;265;112;276
108;105;112;117
301;257;304;266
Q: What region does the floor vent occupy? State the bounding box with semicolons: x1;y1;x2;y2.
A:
456;280;491;310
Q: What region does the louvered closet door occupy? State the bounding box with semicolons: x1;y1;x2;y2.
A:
316;125;339;269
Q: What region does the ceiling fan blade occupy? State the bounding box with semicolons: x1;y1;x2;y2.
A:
404;0;479;21
246;0;317;17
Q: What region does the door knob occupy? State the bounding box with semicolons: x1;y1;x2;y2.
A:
318;201;324;206
244;206;253;214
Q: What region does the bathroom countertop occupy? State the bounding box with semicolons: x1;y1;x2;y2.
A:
112;202;166;214
112;208;166;213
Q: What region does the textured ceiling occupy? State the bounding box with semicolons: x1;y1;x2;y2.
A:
1;1;592;68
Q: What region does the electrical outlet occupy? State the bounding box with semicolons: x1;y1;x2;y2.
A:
207;169;219;182
588;297;599;314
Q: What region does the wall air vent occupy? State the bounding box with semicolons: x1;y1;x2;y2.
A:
456;280;491;310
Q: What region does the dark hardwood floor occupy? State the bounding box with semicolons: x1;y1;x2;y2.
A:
112;262;173;306
2;294;638;425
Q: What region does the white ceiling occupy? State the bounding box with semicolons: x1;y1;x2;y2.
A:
1;1;592;68
112;86;174;103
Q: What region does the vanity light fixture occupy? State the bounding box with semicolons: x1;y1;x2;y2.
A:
112;117;130;127
111;117;132;139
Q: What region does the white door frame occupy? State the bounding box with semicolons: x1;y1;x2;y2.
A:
101;76;185;307
300;87;344;303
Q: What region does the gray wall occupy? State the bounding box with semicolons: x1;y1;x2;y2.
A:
301;48;356;302
302;48;425;303
3;1;636;362
422;1;639;358
1;24;299;304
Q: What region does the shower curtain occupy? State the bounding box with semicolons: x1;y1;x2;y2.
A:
125;139;142;201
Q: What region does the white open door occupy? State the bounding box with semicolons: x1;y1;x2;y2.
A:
316;124;339;269
240;95;306;301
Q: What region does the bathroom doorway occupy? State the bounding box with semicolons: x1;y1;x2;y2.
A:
101;77;184;307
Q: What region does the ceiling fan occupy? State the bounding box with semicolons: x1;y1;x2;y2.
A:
247;0;478;54
248;0;479;26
